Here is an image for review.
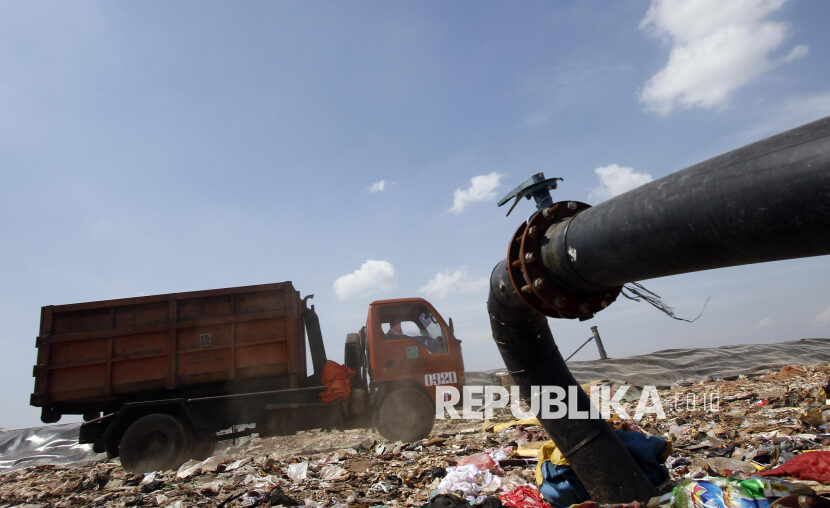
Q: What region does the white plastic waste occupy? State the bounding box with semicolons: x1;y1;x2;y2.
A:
437;464;502;503
286;461;308;481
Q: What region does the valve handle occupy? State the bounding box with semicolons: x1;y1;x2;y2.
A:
497;173;563;216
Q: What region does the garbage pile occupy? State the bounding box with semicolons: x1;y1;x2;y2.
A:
2;363;830;507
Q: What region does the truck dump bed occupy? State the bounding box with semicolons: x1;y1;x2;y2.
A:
31;282;306;416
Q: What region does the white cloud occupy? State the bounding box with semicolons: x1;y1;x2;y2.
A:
333;260;395;300
639;0;805;114
782;44;809;63
588;164;653;201
368;180;387;193
815;306;830;325
757;317;775;328
418;267;488;299
450;172;503;213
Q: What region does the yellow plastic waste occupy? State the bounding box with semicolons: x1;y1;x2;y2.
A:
515;441;546;458
534;440;569;485
486;417;540;433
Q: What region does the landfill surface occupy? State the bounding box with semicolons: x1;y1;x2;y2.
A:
6;338;829;475
2;360;830;507
0;339;830;508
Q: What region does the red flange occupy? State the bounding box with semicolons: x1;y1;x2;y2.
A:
505;201;622;319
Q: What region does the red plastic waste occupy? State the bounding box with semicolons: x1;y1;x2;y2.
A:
457;452;498;472
499;485;552;508
759;451;830;482
318;360;356;403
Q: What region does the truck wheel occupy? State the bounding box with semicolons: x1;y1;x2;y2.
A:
189;432;216;460
376;388;434;443
119;414;192;473
41;407;61;424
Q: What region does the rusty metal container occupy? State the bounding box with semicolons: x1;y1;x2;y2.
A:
31;282;306;417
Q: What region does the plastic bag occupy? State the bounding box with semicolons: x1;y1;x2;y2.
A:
458;453;498;472
438;464;502;504
286;461;308;481
499;485;551;508
671;477;814;508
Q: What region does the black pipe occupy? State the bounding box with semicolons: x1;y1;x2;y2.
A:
541;116;830;295
302;296;328;380
490;117;830;503
488;260;658;503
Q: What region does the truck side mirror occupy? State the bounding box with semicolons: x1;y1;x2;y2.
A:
448;317;454;336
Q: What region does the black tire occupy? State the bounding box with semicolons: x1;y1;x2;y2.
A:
119;414;192;473
376;387;435;443
41;407;60;424
188;432;216;461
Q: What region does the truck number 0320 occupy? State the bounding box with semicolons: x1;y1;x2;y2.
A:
424;371;457;386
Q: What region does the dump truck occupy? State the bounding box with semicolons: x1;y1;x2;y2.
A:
30;282;464;472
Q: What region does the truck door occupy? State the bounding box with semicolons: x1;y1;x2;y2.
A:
367;299;464;401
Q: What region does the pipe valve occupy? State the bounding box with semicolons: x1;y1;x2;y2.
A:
497;173;563;217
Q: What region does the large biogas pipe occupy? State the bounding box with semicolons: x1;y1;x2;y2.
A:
489;116;830;503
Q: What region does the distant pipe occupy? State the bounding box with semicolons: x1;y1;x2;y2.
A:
591;326;608;360
564;326;608;362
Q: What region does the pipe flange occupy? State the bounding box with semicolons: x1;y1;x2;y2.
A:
506;221;555;315
507;201;622;319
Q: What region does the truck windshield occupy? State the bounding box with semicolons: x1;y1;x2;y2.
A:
379;304;448;355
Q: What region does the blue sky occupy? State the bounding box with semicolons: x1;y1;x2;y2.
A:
2;0;830;429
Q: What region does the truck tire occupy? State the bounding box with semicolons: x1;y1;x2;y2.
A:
376;388;434;443
119;414;192;473
189;432;216;461
41;407;60;424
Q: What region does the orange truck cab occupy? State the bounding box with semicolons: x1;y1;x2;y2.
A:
366;298;464;400
357;298;465;441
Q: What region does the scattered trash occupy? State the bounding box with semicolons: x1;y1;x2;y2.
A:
438;464;502;503
500;485;551;508
176;459;202;480
457;452;499;472
800;410;824;428
771;494;830;508
319;464;349;481
704;456;758;475
2;363;830;506
286;461;308;481
424;492;504;507
759;451;830;482
269;486;301;506
671;476;814;508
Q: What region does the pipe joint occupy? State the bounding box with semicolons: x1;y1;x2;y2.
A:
505;201;622;319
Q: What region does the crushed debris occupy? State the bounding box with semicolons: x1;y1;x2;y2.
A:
3;364;830;507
